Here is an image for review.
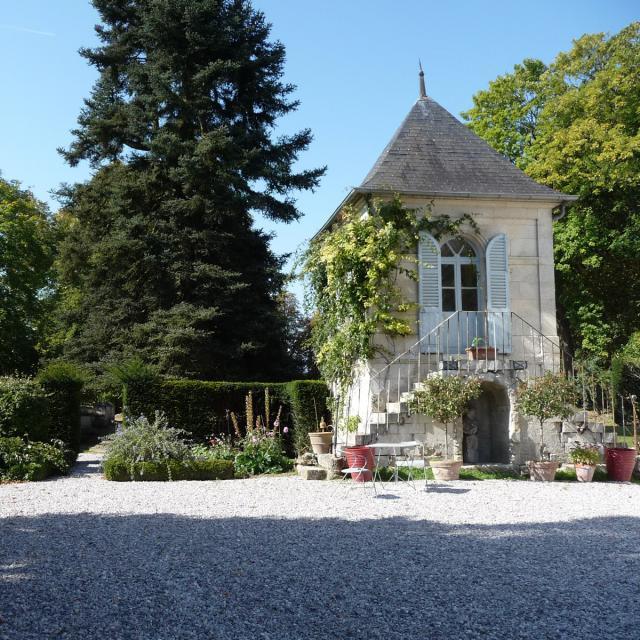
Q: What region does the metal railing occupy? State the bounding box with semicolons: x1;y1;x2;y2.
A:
334;311;639;453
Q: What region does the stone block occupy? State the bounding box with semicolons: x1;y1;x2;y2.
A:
316;454;346;475
297;465;328;481
296;452;316;466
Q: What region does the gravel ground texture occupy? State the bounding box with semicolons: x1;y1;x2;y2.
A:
1;454;639;640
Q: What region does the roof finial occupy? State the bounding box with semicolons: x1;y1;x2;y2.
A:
418;60;426;99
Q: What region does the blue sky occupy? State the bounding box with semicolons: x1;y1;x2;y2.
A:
1;0;638;292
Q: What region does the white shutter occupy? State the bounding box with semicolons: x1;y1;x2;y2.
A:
418;232;441;345
486;233;511;352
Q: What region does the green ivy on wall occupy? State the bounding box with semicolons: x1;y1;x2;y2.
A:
301;195;477;393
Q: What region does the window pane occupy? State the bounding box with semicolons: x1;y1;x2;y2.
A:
461;263;478;287
460;241;476;257
441;264;454;287
461;289;478;311
441;242;453;257
442;288;456;311
448;238;463;254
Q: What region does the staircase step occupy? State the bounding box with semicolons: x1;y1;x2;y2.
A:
386;401;408;415
369;412;399;425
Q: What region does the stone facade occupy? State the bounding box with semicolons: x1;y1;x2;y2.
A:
320;86;576;465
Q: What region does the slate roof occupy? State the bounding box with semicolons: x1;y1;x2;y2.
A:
359;96;573;201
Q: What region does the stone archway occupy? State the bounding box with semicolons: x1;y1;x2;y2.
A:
463;381;510;463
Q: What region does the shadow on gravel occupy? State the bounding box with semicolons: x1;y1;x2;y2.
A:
69;460;102;478
424;484;471;494
1;512;639;640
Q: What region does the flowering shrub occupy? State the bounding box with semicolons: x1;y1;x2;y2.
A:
192;434;236;462
0;437;71;481
233;429;292;477
102;412;193;480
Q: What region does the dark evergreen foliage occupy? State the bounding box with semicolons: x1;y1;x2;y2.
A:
57;0;324;379
37;362;86;453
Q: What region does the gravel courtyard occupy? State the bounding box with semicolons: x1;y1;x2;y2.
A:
1;455;639;640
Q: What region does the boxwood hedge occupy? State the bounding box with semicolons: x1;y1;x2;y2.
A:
103;458;234;481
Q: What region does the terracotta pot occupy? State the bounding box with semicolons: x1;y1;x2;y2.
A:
466;347;498;361
309;431;332;455
430;459;463;481
528;460;559;482
605;447;636;482
344;446;375;482
575;463;596;483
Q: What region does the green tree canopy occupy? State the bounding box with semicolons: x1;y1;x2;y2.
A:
55;0;324;380
463;22;640;360
0;177;55;374
462;58;547;170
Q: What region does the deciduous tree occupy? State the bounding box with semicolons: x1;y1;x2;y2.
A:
0;177;54;373
462;23;640;359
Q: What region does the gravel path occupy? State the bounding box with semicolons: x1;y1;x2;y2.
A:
1;456;639;639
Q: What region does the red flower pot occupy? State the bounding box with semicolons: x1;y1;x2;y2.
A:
344;446;375;482
605;447;637;482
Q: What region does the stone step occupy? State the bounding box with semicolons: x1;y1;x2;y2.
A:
385;401;408;415
369;412;399;425
296;465;327;481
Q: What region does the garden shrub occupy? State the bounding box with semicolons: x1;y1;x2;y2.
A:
37;362;85;452
192;436;236;462
102;411;239;480
103;458;234;481
285;380;330;455
0;437;71;481
233;430;293;477
102;412;192;475
108;373;329;452
0;377;50;442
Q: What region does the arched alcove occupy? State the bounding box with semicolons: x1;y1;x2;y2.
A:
463;382;510;463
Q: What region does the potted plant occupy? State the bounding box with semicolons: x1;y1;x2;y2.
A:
340;416;375;481
605;394;638;482
465;337;497;361
605;446;637;482
410;375;482;480
568;442;600;482
517;372;578;481
308;416;333;455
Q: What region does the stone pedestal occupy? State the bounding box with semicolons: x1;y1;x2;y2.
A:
316;454;346;479
296;465;328;481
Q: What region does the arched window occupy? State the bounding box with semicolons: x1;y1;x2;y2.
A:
440;239;482;312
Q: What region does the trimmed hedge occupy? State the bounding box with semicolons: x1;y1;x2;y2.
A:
103;458;234;481
37;362;85;452
122;377;331;455
286;380;331;455
0;377;50;442
135;380;291;440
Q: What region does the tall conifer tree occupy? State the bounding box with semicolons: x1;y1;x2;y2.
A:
57;0;323;379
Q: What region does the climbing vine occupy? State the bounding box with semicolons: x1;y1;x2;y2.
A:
301;196;476;393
